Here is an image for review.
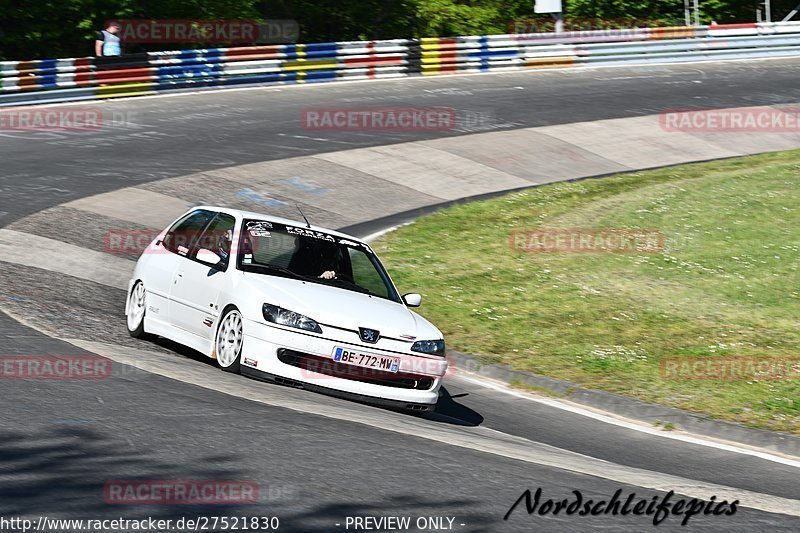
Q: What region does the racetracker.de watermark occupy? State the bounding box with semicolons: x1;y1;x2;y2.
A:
509;18;666;34
104;480;260;505
0;107;137;132
509;18;670;42
660;357;800;380
0;355;111;379
301;108;457;131
289;353;453;382
660;108;800;132
109;19;299;44
104;229;251;256
509;229;664;254
105;229;166;255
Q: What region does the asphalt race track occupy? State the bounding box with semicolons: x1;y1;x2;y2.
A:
2;59;800;532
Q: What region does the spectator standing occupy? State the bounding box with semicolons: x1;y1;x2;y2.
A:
95;22;121;57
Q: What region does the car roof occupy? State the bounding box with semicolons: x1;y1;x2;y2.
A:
193;205;364;243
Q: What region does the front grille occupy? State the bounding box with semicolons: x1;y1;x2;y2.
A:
277;349;435;390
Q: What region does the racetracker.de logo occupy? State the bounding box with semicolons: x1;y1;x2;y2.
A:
301;108;456;131
104;229;245;255
509;229;664;254
509;17;664;33
0;355;111;379
660;357;800;380
660;107;800;132
104;230;163;255
509;18;666;41
104;480;259;505
0;107;102;131
294;354;453;381
110;19;299;44
0;107;138;132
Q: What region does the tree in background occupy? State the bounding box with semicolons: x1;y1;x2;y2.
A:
409;0;800;35
0;0;263;60
1;0;798;60
566;1;795;24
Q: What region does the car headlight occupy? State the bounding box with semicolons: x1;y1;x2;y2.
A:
262;304;322;333
411;339;445;356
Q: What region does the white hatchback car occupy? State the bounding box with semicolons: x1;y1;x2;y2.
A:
125;206;447;411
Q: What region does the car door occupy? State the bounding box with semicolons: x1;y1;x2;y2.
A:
168;212;237;340
144;209;215;324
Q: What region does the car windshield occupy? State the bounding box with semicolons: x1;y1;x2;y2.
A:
237;219;402;303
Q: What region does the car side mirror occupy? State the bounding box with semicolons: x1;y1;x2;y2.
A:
403;293;422;307
196;248;223;267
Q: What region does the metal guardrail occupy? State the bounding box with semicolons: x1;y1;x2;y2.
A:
2;22;800;106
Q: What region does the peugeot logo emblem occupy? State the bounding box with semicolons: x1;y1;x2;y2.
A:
359;327;380;344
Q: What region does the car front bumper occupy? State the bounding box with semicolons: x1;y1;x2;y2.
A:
241;319;447;407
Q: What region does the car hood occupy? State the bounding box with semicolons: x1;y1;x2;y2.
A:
239;272;442;340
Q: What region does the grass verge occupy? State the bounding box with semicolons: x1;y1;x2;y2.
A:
373;151;800;434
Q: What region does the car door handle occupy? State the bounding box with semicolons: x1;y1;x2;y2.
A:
174;271;184;283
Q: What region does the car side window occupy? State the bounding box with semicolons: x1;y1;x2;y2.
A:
163;210;215;256
192;213;236;268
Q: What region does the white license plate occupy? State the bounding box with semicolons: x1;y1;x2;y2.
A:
332;347;400;373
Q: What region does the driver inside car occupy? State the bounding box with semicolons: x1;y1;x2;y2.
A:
217;229;233;263
289;240;339;280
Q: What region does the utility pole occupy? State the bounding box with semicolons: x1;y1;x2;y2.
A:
694;0;700;26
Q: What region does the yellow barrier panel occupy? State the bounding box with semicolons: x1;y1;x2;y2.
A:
96;82;155;99
525;57;575;69
281;59;338;71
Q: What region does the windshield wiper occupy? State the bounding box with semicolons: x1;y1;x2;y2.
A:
322;277;373;295
246;264;376;295
247;264;310;281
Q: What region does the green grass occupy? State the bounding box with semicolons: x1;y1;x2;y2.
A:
373;150;800;434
